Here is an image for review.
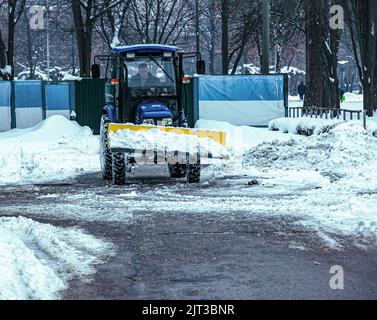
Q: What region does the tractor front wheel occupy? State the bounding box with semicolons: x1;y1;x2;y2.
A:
112;152;126;185
100;114;112;180
187;154;201;183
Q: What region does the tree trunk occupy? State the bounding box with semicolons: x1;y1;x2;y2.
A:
72;0;92;77
0;28;8;79
221;0;229;75
304;0;339;109
209;0;216;74
7;5;16;80
25;10;35;79
304;1;326;108
346;0;377;116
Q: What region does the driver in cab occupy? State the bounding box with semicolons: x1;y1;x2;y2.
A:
130;63;161;87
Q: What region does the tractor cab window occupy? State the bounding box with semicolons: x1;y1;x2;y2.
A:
125;56;176;96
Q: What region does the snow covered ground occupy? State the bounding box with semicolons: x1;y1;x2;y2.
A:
289;92;364;111
197;118;377;242
1;113;377;299
242;120;377;239
0;117;112;299
0;115;100;185
0;216;115;300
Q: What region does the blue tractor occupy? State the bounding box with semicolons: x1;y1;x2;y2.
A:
91;44;226;185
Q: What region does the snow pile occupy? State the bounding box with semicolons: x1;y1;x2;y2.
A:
17;66;49;81
0;115;100;185
239;121;377;239
0;216;115;300
0;65;11;76
280;66;306;75
108;127;228;157
269;117;347;135
196;119;295;156
196;119;377;239
196;119;298;178
60;72;82;81
244;121;377;191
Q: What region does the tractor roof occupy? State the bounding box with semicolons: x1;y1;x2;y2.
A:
112;44;179;54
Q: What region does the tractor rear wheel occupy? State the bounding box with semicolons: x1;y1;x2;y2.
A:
112;152;126;185
187;154;201;183
168;163;188;178
100;114;112;180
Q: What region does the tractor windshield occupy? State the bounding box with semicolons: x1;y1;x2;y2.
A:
126;56;176;95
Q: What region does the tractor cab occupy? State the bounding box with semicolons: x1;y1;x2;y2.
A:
92;44;204;128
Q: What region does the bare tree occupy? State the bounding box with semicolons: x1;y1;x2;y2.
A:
125;0;194;45
0;26;7;79
304;0;340;110
1;0;26;79
344;0;377;116
71;0;123;77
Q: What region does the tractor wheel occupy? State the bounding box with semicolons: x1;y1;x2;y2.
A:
112;152;126;185
187;153;201;183
100;114;112;180
168;163;188;178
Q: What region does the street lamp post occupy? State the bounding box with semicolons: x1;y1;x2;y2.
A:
46;0;50;81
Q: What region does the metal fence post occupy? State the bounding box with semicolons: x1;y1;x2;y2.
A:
363;111;367;130
41;81;47;120
10;80;16;129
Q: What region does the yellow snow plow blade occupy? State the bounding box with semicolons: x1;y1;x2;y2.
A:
108;123;227;148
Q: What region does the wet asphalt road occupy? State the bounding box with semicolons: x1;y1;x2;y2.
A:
1;166;377;300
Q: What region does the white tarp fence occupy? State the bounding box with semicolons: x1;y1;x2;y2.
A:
197;75;287;127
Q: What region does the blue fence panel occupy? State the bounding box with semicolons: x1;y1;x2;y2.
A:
197;75;286;127
14;80;43;128
0;81;11;131
45;83;71;118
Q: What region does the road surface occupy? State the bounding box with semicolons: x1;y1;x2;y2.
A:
1;166;376;299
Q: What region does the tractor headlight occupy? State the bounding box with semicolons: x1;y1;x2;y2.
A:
143;119;155;125
161;118;173;126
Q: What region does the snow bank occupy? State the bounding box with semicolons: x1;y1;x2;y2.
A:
269;117;347;135
269;116;373;136
0;216;115;300
0;115;100;185
245;122;377;174
197;119;377;239
108;127;228;157
61;73;82;81
242;121;377;235
0;65;11;76
196;119;295;153
196;119;299;179
280;66;306;75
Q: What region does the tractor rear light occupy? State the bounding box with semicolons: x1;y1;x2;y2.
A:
182;77;191;84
